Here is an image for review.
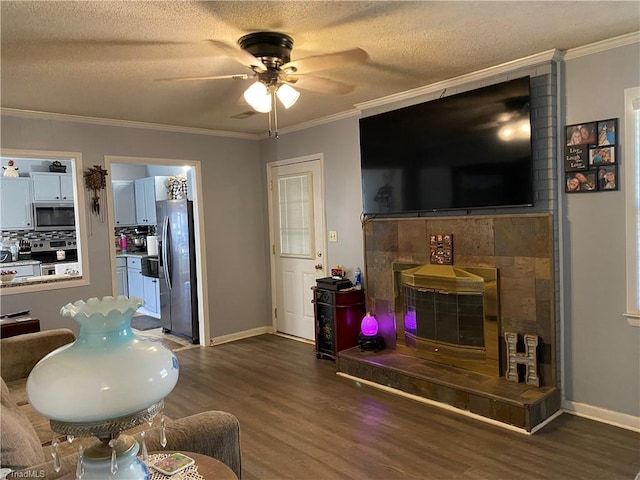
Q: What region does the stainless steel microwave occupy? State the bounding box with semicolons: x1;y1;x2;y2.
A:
32;202;76;231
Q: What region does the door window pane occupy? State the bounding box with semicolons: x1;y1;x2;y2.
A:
279;174;313;257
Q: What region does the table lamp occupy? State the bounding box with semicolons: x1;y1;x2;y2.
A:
358;312;385;352
26;296;179;479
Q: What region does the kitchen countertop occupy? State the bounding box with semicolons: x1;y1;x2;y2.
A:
0;273;81;288
116;252;155;258
0;259;41;267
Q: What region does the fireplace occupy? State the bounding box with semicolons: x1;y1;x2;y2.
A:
395;263;500;376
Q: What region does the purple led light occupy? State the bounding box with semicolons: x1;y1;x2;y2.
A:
361;313;379;337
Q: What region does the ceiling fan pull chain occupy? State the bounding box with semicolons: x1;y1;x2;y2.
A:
273;91;279;139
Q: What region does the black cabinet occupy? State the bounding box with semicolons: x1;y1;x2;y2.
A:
312;287;365;360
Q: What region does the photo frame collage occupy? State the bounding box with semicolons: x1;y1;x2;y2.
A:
564;118;618;193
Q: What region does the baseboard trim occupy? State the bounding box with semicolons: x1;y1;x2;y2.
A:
563;400;640;433
336;372;538;435
210;326;273;346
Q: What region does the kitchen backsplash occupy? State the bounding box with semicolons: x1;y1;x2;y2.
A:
0;230;76;246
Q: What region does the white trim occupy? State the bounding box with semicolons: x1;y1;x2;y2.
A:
210;326;273;346
555;57;568;406
3;33;637;140
104;155;210;347
564;31;640;60
0;148;90;295
336;372;561;435
625;315;640;327
266;153;328;338
563;400;640;433
624;86;640;319
0;107;258;140
261;109;361;138
354;49;562;112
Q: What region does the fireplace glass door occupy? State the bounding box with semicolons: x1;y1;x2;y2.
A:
404;286;485;348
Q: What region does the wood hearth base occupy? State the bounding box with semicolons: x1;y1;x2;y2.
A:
337;347;561;433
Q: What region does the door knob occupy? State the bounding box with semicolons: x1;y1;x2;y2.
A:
315;263;323;270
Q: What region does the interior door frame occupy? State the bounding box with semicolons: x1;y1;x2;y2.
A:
104;155;209;346
266;153;328;337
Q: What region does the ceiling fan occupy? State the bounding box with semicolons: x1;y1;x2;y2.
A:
161;31;369;136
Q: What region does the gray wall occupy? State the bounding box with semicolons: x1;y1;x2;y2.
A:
260;116;366;281
0;116;270;339
266;45;639;420
1;38;638;422
563;42;640;417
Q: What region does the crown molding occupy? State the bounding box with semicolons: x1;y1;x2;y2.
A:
564;31;640;60
355;49;562;112
258;109;361;139
0;108;260;140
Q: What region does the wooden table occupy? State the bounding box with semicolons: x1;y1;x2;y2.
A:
0;317;40;338
58;450;237;480
158;451;237;479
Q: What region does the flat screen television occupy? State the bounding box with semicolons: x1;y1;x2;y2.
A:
359;76;534;215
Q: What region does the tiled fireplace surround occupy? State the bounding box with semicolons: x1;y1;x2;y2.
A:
337;214;561;432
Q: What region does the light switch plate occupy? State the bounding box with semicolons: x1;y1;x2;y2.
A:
328;231;338;242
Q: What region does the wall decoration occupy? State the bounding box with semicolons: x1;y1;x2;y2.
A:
597;165;618;191
429;233;453;265
85;165;108;216
589;145;616;166
565;122;596;146
2;159;19;178
166;174;188;199
504;332;540;387
564;118;619;195
596;118;617;146
564;144;588;171
565;170;597;193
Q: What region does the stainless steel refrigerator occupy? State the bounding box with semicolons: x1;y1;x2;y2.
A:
157;199;199;344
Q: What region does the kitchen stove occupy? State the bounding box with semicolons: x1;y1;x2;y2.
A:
31;239;77;252
31;238;78;275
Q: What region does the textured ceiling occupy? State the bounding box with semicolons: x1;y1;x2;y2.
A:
1;1;639;136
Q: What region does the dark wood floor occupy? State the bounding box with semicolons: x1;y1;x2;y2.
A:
163;334;639;480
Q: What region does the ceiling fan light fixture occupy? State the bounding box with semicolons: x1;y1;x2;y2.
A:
276;84;300;109
244;81;272;113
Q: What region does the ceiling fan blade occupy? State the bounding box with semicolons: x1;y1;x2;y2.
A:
207;40;267;73
157;73;250;82
285;75;356;95
281;48;369;75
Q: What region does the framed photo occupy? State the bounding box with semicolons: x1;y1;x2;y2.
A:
566;122;596;146
589;145;616;166
596;119;617;146
597;165;618;191
565;170;597;193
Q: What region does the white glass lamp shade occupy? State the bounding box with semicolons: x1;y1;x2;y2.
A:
276;83;300;109
26;296;179;423
244;81;272;113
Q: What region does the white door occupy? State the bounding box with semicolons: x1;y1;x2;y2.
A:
268;156;326;340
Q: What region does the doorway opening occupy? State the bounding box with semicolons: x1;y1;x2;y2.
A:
104;155;209;346
267;154;327;342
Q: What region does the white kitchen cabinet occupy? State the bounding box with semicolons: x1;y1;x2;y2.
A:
135;176;168;226
112;181;137;226
13;264;40;278
31;172;74;202
142;275;160;315
116;257;128;296
126;256;144;301
0;178;33;230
